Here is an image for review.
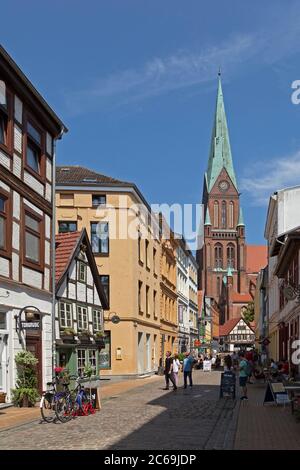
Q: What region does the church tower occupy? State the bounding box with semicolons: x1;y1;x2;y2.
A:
197;74;247;324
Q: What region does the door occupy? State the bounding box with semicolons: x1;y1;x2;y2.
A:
0;333;8;393
26;337;43;395
146;334;151;372
137;332;144;374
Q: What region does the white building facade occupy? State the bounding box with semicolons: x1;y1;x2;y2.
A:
264;186;300;361
176;240;190;353
0;46;66;401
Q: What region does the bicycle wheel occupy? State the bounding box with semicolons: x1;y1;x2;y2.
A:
55;394;73;423
40;393;55;423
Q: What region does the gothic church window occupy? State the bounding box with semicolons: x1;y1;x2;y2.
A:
229;201;234;228
227;243;235;268
215;243;223;269
214;201;219;227
221;201;227;228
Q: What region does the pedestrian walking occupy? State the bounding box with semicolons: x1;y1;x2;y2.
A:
163;351;177;391
183;352;194;388
239;351;248;400
172;353;180;387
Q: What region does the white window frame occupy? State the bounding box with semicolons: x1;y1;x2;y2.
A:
78;262;86;283
77;305;88;331
59;301;73;328
92;308;103;331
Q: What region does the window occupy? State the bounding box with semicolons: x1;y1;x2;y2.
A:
229;202;234;228
138;232;142;263
77;349;97;377
59;302;73;328
145;240;150;269
153;248;157;274
214;201;219;228
24;212;41;265
99;275;110;308
178;304;183;323
77;305;88;330
153;290;157;317
221;201;227;228
0;312;6;329
93;308;103;331
146;285;150;316
99;331;111;369
88;350;96;371
58;221;77;233
0;193;9;254
26;121;42;175
215;243;223;269
91;222;109;254
138;281;143;313
0;82;10;150
78;262;86;282
227;243;235;269
92;195;106;207
0;110;7;146
77;349;86;377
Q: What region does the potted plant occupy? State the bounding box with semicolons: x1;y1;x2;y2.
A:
94;330;106;349
78;329;92;344
11;350;39;407
60;327;76;343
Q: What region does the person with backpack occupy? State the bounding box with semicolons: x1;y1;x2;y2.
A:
238;351;249;400
183;352;194;388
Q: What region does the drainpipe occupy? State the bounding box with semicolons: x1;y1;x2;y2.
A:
52;127;65;375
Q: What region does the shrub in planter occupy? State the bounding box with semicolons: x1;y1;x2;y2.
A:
11;351;39;407
60;328;76;337
94;331;106;348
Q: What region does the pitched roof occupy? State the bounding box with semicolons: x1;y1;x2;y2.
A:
206;75;238;192
219;317;255;336
55;229;108;309
246;245;268;274
55;231;81;285
0;45;67;136
56;166;130;185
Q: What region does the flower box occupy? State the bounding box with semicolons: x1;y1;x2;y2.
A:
0;392;7;404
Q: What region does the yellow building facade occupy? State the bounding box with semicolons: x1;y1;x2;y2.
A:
159;228;178;364
56;166;161;377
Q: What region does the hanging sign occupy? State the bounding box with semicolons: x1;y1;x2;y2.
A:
21;321;40;330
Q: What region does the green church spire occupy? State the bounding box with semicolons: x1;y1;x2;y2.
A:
205;74;238;193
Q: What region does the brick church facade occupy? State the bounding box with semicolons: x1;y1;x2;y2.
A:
197;75;267;327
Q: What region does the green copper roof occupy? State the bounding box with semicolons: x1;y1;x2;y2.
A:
204;207;211;225
227;266;233;277
205;75;238;193
237;207;245;226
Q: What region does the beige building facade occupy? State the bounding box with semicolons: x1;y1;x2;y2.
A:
56;166;161;377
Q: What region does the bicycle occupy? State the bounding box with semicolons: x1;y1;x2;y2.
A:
40;376;72;423
71;375;96;417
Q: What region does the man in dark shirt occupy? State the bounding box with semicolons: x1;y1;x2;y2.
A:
163;351;177;391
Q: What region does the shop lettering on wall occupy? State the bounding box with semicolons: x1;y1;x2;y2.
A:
21;321;40;330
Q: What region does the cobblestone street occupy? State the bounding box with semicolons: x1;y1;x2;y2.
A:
0;371;239;450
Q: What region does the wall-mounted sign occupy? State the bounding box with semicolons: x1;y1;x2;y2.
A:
21;321;40;330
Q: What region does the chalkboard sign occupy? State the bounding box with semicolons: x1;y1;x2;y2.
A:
263;381;290;405
220;371;236;399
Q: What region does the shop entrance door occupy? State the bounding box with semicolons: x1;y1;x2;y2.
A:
0;333;8;394
26;336;43;395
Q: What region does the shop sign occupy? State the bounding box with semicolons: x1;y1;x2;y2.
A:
21;321;40;330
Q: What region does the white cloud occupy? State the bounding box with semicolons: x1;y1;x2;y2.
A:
64;33;256;115
63;2;300;116
240;151;300;206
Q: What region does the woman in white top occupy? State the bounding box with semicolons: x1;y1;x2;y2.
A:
172;354;180;386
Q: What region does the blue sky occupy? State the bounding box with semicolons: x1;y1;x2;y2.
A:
2;1;300;244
